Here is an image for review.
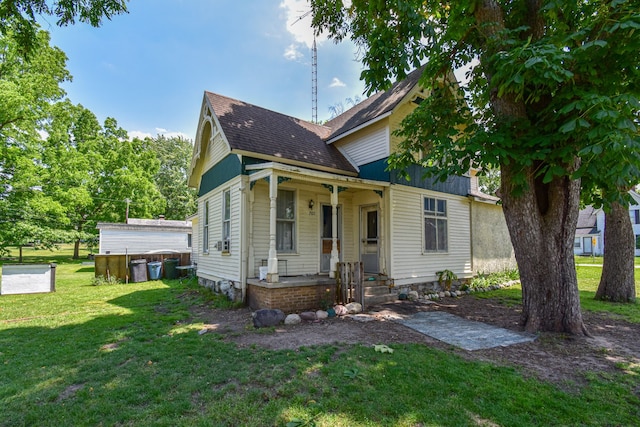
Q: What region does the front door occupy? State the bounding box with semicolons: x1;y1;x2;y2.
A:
320;204;341;272
583;236;593;254
360;205;379;273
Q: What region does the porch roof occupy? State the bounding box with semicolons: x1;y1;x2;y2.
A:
245;161;390;191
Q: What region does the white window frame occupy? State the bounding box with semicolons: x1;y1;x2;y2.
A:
276;189;296;253
423;196;448;253
203;200;209;254
222;189;231;253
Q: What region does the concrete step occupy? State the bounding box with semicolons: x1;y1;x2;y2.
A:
365;293;398;306
364;284;393;296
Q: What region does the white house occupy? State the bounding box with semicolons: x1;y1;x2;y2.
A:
97;217;193;255
574;190;640;257
187;67;516;312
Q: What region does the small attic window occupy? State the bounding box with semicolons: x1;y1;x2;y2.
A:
412;96;425;105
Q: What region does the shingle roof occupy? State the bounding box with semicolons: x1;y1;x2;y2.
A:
205;92;357;174
324;66;425;140
575;206;599;235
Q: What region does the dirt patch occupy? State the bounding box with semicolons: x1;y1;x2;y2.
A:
189;297;640;386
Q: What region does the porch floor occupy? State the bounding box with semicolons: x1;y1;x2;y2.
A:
247;275;335;288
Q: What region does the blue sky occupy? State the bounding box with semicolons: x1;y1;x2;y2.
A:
41;0;367;141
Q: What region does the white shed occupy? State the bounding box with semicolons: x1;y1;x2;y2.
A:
97;218;193;254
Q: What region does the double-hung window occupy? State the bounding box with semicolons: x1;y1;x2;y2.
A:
203;201;209;253
424;197;448;252
222;189;231;252
276;189;295;252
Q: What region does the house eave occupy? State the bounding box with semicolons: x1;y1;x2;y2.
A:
245;162;389;189
232;149;358;177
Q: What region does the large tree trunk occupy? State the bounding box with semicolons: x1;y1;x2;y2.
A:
596;202;636;302
501;161;588;335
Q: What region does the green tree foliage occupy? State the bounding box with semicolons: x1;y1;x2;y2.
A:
0;28;71;258
311;0;640;334
147;135;197;220
0;29;163;259
43;102;165;258
0;0;128;57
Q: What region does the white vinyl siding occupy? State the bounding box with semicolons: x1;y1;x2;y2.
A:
99;230;191;254
389;186;471;283
336;126;389;166
197;177;242;281
203;127;230;172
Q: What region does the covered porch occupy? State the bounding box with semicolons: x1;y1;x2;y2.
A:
245;162;389;283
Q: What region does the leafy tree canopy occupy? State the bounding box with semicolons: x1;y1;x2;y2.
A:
0;0;128;57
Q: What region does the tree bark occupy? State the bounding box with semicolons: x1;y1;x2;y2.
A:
501;161;588;335
596;202;636;302
73;239;80;260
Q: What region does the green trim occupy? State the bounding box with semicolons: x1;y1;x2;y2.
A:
198;155;242;196
359;157;470;197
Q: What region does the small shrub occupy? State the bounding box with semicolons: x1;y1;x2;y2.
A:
91;275;122;286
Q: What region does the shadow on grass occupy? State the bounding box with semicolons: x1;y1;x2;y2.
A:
1;280;639;426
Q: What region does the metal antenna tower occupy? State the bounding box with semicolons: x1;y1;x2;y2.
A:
311;37;318;123
292;10;318;123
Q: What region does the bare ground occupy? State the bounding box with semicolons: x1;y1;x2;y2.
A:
189;296;640;388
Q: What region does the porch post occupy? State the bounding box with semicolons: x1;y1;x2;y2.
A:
329;185;339;278
267;173;279;283
248;183;255;279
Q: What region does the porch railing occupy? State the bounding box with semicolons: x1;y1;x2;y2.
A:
336;262;364;309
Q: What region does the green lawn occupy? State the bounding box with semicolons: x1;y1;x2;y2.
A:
1;248;639;426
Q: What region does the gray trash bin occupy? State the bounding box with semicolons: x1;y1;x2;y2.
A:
129;259;148;282
147;261;162;280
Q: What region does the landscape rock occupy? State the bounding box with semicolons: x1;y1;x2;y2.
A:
345;302;363;314
316;310;328;320
284;314;302;325
299;311;317;321
252;309;285;328
408;291;419;301
334;304;348;316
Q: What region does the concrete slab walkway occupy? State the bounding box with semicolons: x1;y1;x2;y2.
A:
396;311;536;351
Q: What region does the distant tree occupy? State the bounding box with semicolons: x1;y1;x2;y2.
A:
148;135;197;220
478;166;501;197
0;0;128;57
328;96;362;119
0;28;71;258
43;103;165;258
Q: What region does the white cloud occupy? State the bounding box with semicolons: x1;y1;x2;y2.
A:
280;0;327;49
284;43;304;61
128;129;189;141
129;130;154;140
329;77;346;88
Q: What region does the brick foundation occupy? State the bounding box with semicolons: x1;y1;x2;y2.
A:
248;282;335;314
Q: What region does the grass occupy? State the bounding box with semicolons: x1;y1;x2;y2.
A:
1;246;639;426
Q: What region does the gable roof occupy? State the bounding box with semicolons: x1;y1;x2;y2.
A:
575;206;600;236
205;92;358;174
324;66;425;141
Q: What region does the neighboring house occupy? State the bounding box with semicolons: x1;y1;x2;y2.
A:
574;190;640;257
187;67;516;311
574;206;603;256
97;217;193;254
